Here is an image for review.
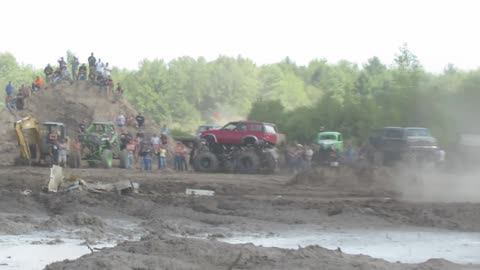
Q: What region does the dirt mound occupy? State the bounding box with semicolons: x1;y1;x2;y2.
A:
0;81;161;165
287;166;397;198
43;212;105;229
44;234;478;270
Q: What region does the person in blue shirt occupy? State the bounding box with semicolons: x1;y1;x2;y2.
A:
5;81;13;96
160;124;170;135
5;81;14;112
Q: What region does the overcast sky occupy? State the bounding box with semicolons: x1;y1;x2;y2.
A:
1;0;478;72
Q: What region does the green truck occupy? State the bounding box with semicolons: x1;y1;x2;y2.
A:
79;121;119;168
316;131;344;153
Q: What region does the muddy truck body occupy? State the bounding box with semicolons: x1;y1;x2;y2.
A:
368;127;444;166
194;121;279;174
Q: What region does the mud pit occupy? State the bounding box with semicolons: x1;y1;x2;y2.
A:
0;166;479;270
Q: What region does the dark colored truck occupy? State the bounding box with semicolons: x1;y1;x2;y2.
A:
368;127;444;165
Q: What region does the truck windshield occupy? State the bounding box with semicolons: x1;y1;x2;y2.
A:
384;129;404;138
264;124;276;134
319;134;336;140
406;128;431;137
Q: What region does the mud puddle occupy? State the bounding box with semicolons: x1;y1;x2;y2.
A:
222;229;480;264
0;233;115;270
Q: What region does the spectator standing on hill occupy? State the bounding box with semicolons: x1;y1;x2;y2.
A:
160;132;168;146
72;57;80;80
140;139;153;171
5;81;13;108
174;142;185;172
57;139;68;167
116;83;123;95
286;145;300;174
125;139;136;169
78;119;87;134
48;129;58;144
116;113;125;133
134;133;143;167
88;53;96;80
78;64;87;80
44;64;53;82
5;81;13;97
150;134;161;169
71;137;82;168
305;145;314;168
151;132;160;150
158;145;167;170
126;114;136;127
96;59;104;78
135;113;145;129
160;124;170;135
58;57;67;71
183;143;192;171
104;62;111;78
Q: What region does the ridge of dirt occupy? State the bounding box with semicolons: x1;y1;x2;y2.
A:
44;234;478;270
0;81;160;165
0;166;479;269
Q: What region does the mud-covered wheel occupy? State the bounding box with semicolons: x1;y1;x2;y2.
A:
101;149;113;169
263;149;279;174
235;151;260;174
193;152;219;173
223;160;235;173
203;135;216;146
119;149;128;169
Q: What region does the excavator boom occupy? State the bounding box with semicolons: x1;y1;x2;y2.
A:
14;116;41;162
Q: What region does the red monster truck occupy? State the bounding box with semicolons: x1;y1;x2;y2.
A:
193;121;279;174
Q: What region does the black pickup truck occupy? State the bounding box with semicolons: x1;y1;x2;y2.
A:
368;127;443;165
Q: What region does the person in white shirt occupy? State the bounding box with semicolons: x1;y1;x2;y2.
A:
96;59;104;77
305;146;314;168
116;114;125;133
103;62;112;78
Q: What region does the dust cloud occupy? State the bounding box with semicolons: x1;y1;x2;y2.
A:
390;165;480;203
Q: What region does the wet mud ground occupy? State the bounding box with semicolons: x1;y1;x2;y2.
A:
0;166;479;270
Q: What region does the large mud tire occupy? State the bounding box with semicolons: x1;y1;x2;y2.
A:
203;135;216;147
223;160;235;173
235;151;260;174
193;152;219;173
119;149;128;169
101;149;113;169
262;149;279;174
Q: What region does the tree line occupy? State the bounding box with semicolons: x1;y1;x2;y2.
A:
1;45;479;147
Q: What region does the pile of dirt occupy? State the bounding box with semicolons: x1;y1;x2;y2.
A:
287;166;396;198
43;212;105;229
0;80;161;165
45;234;478;270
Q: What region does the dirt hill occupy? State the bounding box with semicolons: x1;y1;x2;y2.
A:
0;81;160;165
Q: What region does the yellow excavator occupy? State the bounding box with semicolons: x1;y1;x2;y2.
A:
14;115;78;167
